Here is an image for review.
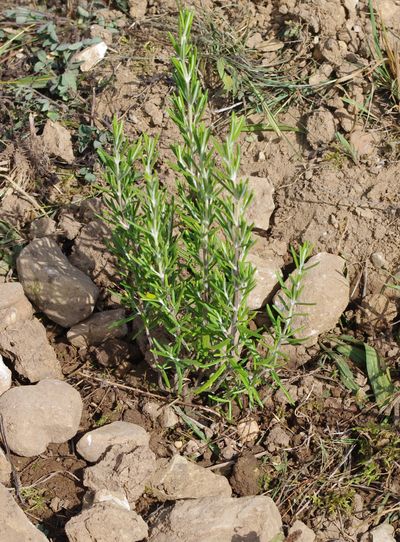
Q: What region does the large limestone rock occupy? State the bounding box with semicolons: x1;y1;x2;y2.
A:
67;309;127;348
0;482;49;541
84;442;156;506
148;495;282;542
17;237;99;327
149;455;232;501
0;380;82;457
274;252;349;345
65;501;148;542
77;421;150;463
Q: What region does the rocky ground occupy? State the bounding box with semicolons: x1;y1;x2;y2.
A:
0;0;400;541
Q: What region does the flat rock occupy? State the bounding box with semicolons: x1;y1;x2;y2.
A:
77;421;150;463
17;237;99;327
0;355;11;396
0;379;82;457
288;520;316;542
149;455;232;501
0;317;62;382
148;495;282;542
0;482;49;541
247;252;281;309
42;120;75;164
371;523;396;542
84;442;156;506
306;109;336;149
67;309;127;348
65;501;148;542
274;252;349;345
72;42;108;72
246;176;275;231
0;282;33;331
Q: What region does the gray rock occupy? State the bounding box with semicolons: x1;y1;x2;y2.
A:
0;379;82;457
288;521;316;542
274;252;349;345
65;501;148;542
0;318;62;382
84;442;156;506
17;237;99;327
67;309;127;348
0;282;33;331
77;421;150;463
149;455;232;501
148;495;282;542
0;448;11;485
0;482;49;541
0;355;11;396
158;406;179;429
371;523;396;542
41;120;75;164
29;217;57;239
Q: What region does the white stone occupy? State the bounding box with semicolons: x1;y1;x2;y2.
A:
0;355;11;396
72;42;108;72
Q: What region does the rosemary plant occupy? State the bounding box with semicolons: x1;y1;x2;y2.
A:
99;10;310;410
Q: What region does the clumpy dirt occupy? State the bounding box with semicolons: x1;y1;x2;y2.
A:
1;0;400;540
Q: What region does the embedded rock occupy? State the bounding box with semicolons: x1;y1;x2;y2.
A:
0;379;83;457
148;495;282;542
77;421;150;463
42;120;75;164
0;482;49;541
67;309;127;348
149;454;232;501
0;282;33;331
288;520;316;542
84;442;156;505
0;317;62;382
246;176;275;231
65;501;148;542
274;252;349;345
306;109;336;149
17;237;99;327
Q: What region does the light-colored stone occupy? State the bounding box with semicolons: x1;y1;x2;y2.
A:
265;425;291;452
0;355;11;396
247;252;281;309
84;442;156;506
371;523;396;542
65;501;148;542
158;406;179;429
67;309;127;348
0;448;11;485
17;237;99;327
128;0;147;18
274;252;349;345
349;130;375;158
150;455;231;501
72;42;108;72
246;176;275;231
148;495;282;542
142;401;163;421
42;120;75;164
0;379;82;457
306;109;336;149
76;421;150;463
0;317;62;382
237;419;259;444
0;282;33;331
0;482;49;541
288;520;316;542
